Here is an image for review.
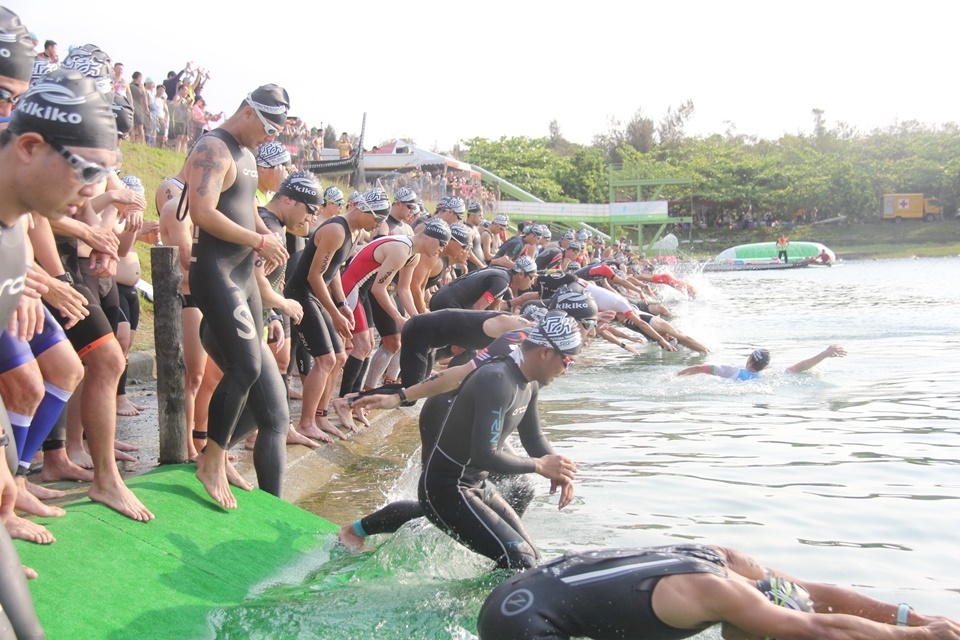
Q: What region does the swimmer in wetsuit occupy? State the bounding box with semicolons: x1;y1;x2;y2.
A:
677;345;846;380
477;542;960;640
416;311;581;569
186;83;294;509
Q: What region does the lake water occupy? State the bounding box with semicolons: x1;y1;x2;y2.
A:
215;257;960;639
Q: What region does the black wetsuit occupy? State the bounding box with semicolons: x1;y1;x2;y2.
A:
0;222;46;640
285;216;354;364
188;128;288;497
574;262;616;284
535;247;562;271
494;235;525;261
419;353;552;569
429;267;512;311
477;544;728;640
536;272;580;300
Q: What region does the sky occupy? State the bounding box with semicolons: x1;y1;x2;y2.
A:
18;0;959;153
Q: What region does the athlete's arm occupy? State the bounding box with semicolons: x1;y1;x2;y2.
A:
350;362;475;411
370;244;410;326
159;198;194;273
480;231;494;262
787;345;846;373
256;269;302;324
306;223;346;317
47;208;120;259
677;365;711;376
185;135;286;265
410;255;436;315
467;369;539;475
396;258;420;320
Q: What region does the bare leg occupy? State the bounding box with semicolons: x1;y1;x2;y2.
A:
296;353;338;441
194;443;236;509
65;380;94;469
81;340;154;521
193;357;221;459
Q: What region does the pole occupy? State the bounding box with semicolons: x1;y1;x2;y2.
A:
151;246;188;464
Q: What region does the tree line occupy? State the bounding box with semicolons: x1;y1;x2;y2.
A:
456;104;960;222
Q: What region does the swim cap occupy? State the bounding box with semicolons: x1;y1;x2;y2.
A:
493;213;509;227
481;219;491;228
323;186;344;206
520;300;548;323
394;186;417;203
0;7;36;83
512;255;537;275
9;68;117;150
112;92;133;135
562;230;575;241
449;222;471;248
540;226;552;240
755;577;814;612
358;188;390;213
467;202;483;217
526;310;582;356
550;288;598;324
246;83;290;127
347;190;362;208
447;196;466;215
120;174;145;194
525;224;544;238
59;44;113;99
435;197;450;212
750;348;771;371
277;171;321;206
577;229;589;240
568;241;583;252
422;219;451;244
256;141;291;168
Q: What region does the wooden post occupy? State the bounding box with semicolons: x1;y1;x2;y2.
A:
151;246;188;464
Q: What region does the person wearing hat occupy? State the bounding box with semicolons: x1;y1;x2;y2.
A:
284;185;384;443
375;186;418;238
677;345;846;380
429;255;539;312
408;221;473;314
477;542;959;640
185;83;295;509
481;213;508;262
318;186;345;221
417;310;580;569
494;222;541;263
461;202;487;272
254;141;293;206
336;198;451;410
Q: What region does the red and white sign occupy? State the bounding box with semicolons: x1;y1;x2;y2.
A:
898;199;910;209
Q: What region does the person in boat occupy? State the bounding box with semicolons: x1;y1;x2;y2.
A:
799;249;832;266
676;345;846;380
476;542;960;640
776;234;789;262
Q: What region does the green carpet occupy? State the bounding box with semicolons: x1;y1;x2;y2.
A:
13;465;338;640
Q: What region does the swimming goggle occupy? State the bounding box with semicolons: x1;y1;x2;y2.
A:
44;135;115;185
541;327;574;369
245;97;281;136
0;86;24;105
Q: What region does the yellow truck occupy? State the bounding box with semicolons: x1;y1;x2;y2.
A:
882;194;942;222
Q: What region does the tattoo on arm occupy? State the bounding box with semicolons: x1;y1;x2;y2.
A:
377;268;395;285
191;139;228;197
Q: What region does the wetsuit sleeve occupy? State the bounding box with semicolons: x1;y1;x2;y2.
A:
516;388;553;459
468;368;538;475
591;264;615;279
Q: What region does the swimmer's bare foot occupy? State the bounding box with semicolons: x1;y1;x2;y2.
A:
295;420;334;444
88;475;155;521
225;457;253;492
244;431;257;451
25;480;65;501
3;514;55;544
195;450;236;509
286;425;320;448
332;396;358;432
317;415;348;440
114;439;140;452
67;445;95;470
23;566;37;580
14;478;65;518
337;523;366;551
289;387;303;400
40;450;94;483
353;406;371;428
116;396;140;416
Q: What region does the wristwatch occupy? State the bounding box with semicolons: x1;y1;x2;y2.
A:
54;273;74;285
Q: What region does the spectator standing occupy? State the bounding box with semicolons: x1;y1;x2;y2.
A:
169;83;192;153
153;84;169;148
337;132;352;158
111;61;129;100
163;64;189;100
129;71;149;144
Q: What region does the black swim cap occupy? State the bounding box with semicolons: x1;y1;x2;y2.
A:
60;44;114;99
9;68;117;149
422;219;451;244
550;288;598;323
749;348;771;371
449;222;471;248
247;84;290;126
0;7;35;83
112;92;133;134
277;171;321;206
